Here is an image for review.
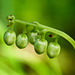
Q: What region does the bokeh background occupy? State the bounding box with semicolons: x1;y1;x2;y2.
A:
0;0;75;75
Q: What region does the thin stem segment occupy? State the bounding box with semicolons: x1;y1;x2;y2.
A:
15;19;75;49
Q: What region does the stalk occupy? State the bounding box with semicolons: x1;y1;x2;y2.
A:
15;19;75;49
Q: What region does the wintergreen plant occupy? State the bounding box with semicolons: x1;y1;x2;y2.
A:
3;15;75;58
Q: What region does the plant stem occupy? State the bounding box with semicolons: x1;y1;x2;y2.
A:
10;24;14;30
55;36;59;43
15;19;75;49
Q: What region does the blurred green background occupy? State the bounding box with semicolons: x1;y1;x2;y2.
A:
0;0;75;75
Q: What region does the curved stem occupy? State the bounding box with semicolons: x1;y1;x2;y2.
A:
15;19;75;49
55;36;59;43
23;25;26;34
10;24;14;30
40;29;47;39
41;33;45;39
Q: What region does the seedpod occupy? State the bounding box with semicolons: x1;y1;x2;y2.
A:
47;42;60;58
34;39;48;54
4;30;16;45
16;34;28;49
28;32;40;45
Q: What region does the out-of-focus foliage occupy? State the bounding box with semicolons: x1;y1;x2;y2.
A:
0;0;75;75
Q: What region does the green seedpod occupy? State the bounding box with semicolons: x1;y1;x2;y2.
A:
28;32;40;45
4;30;16;45
34;39;48;54
47;42;60;58
16;34;28;49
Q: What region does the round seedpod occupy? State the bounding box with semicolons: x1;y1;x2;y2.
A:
16;34;28;49
4;30;16;45
28;32;40;45
34;39;48;54
47;42;60;58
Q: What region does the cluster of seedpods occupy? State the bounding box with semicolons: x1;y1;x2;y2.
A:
4;15;61;59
